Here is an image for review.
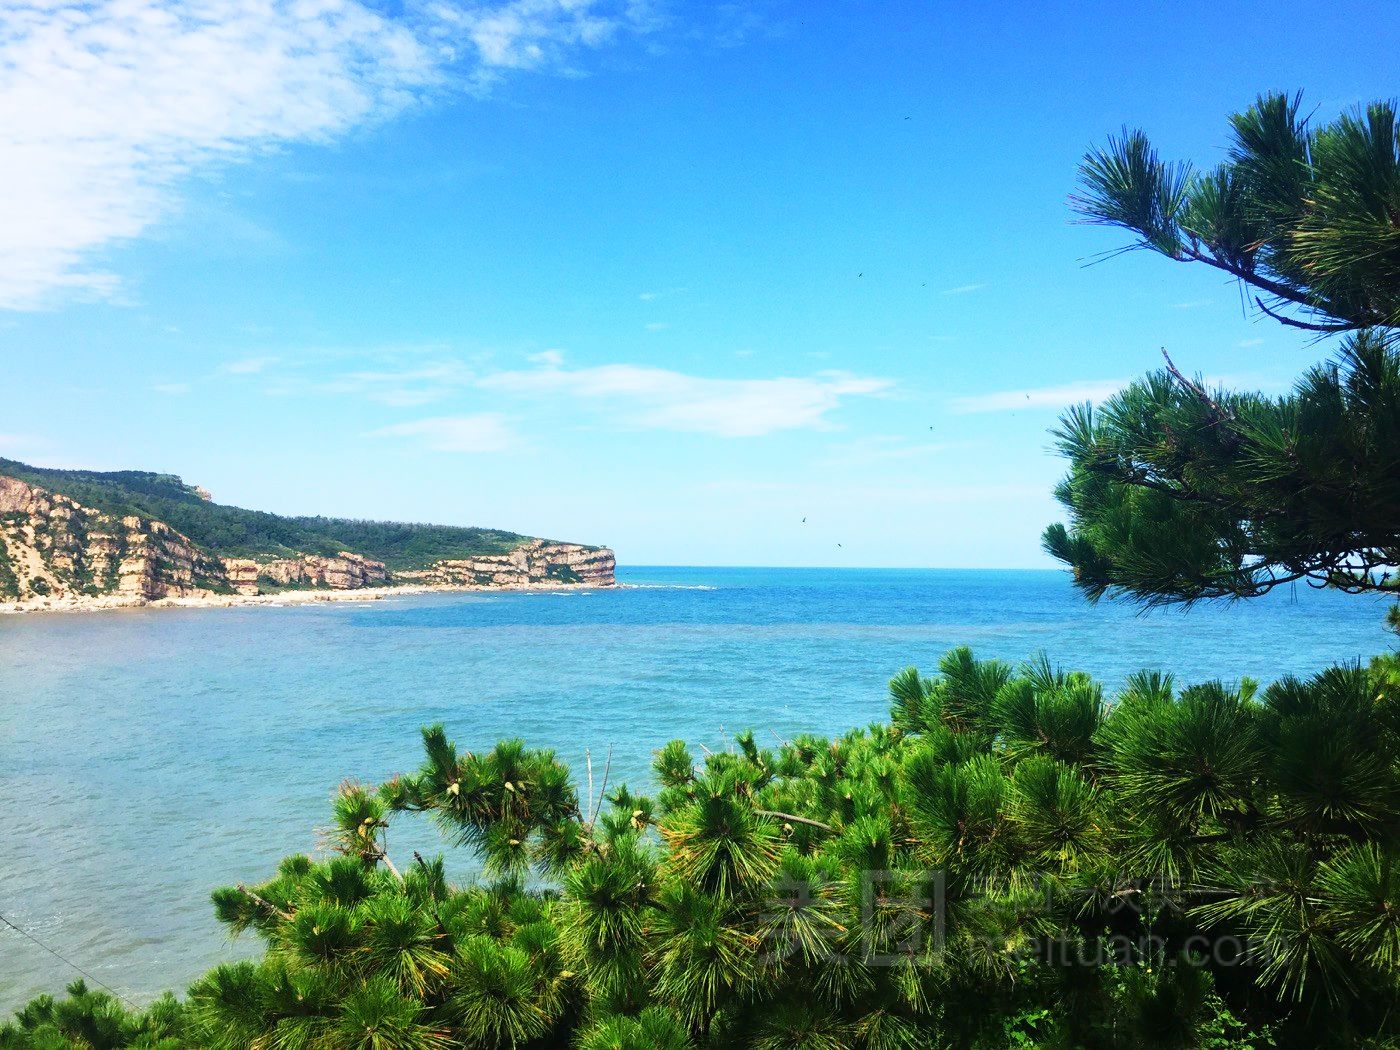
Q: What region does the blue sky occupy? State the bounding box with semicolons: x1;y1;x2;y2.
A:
0;1;1393;566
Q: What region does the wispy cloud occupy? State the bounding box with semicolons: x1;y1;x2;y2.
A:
644;322;669;331
201;345;892;439
942;283;986;296
221;356;278;375
153;381;192;396
369;413;514;452
479;357;892;437
443;0;659;87
1237;337;1265;348
323;361;476;407
0;0;657;310
950;379;1128;414
1173;299;1213;310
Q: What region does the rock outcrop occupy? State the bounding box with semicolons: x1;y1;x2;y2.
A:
0;472;615;609
221;553;389;595
399;539;616;588
0;476;227;602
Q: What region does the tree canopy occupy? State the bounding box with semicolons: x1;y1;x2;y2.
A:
1044;329;1400;604
8;650;1399;1048
1048;93;1400;612
1071;92;1399;333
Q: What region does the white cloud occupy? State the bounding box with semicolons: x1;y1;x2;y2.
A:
153;381;193;395
637;286;683;301
942;283;986;296
1173;299;1213;309
221;355;278;375
444;0;656;84
644;322;668;331
326;360;476;406
0;0;656;310
949;379;1128;414
480;359;892;437
369;413;515;452
1237;337;1265;348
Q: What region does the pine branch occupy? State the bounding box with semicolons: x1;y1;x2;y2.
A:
1253;296;1357;333
1160;348;1234;422
754;809;835;832
236;884;292;922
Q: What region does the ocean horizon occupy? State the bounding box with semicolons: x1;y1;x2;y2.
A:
1;565;1393;1008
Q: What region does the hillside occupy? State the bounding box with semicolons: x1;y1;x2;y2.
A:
0;459;614;608
0;458;531;570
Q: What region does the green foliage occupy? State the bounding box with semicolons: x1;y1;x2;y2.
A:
0;457;544;570
0;981;189;1048
1072;92;1399;331
1045;319;1400;606
13;650;1399;1048
0;535;18;599
1051;92;1400;615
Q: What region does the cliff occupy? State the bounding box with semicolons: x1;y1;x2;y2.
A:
398;540;616;588
222;552;390;595
0;468;615;610
0;476;229;602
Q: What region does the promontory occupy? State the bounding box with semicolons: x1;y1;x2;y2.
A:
0;457;614;613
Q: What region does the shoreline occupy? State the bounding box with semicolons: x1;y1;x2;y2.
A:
0;580;617;617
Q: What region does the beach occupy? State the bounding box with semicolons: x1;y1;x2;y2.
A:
0;579;616;616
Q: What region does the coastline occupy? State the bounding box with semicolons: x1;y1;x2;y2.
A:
0;580;617;617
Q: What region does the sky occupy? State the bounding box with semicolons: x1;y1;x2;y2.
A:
0;1;1394;567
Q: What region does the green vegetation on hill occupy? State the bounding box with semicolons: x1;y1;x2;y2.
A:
0;458;537;570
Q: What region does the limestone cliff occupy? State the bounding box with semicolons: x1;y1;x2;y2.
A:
398;539;617;588
0;476;228;602
222;552;390;595
0;472;615;609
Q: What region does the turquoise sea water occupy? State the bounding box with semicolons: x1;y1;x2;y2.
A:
0;566;1393;1008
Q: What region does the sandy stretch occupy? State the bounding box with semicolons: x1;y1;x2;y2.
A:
0;581;615;616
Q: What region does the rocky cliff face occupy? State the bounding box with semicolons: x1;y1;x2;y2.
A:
222;552;390;595
0;473;615;608
0;476;227;602
398;539;617;588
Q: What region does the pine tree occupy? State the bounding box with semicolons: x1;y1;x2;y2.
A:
1047;93;1400;610
15;652;1383;1048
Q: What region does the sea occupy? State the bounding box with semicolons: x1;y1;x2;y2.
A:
0;566;1393;1009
